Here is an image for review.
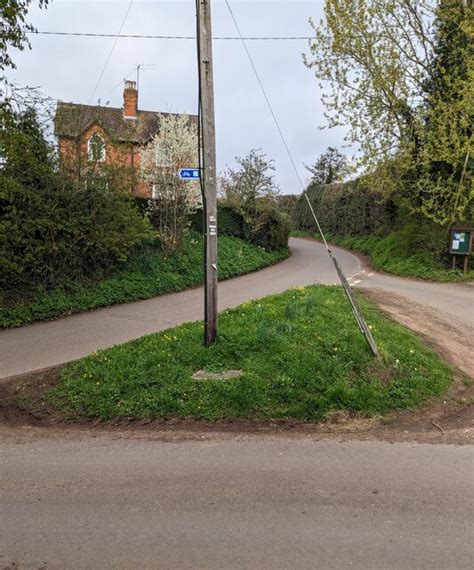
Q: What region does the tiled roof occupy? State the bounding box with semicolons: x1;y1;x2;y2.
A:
54;102;197;144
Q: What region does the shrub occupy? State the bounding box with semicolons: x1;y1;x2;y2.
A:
0;108;152;297
191;203;289;251
247;204;290;251
191;205;246;239
134;196;149;216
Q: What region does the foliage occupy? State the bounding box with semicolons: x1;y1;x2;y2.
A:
305;0;473;224
275;193;299;229
0;107;152;295
294;181;396;236
0;234;289;328
414;0;474;224
0;0;49;73
305;0;434;164
219;148;280;209
47;286;452;421
247;202;290;251
191;205;246;239
141;113;201;254
192;202;289;251
304;147;348;185
218;149;288;250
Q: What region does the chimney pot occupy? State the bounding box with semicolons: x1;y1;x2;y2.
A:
123;80;138;120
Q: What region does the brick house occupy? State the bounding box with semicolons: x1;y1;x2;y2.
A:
54;80;197;197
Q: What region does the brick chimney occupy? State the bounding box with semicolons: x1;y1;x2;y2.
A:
123;80;138;120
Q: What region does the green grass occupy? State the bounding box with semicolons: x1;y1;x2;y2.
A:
292;230;474;282
0;234;288;329
47;285;452;422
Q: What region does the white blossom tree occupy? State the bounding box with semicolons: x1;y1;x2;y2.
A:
140;113;201;253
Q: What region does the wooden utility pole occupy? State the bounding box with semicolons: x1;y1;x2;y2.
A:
197;0;218;346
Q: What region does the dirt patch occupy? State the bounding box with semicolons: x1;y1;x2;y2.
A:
0;367;66;426
362;288;474;379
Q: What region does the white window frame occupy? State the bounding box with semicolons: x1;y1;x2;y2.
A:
87;133;106;162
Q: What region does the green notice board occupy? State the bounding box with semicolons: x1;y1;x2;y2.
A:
450;230;472;255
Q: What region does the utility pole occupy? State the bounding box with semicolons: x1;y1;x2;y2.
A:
196;0;218;346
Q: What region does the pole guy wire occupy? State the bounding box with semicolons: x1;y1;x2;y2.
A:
224;0;378;356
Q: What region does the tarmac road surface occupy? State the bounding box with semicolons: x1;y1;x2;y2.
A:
0;431;472;569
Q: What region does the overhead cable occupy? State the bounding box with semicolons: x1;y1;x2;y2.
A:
26;30;312;41
87;0;135;104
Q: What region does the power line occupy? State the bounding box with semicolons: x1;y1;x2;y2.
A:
26;30;313;41
224;0;378;357
87;0;135;104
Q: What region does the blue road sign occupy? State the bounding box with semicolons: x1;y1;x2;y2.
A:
178;168;201;180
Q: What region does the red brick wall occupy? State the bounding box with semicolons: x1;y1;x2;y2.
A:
58;124;151;197
123;87;138;119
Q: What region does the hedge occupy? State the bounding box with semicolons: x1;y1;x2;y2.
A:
191;205;246;239
191;204;289;251
293;180;473;272
293;181;397;236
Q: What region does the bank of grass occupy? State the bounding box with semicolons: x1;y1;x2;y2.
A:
0;234;288;329
292;230;474;282
47;285;452;421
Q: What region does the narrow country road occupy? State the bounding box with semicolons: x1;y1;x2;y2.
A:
0;238;360;379
1;429;473;569
0;237;472;379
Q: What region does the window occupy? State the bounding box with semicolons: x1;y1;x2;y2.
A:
152;183;159;200
155;143;171;167
88;133;106;162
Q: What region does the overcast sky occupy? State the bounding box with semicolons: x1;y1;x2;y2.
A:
8;0;350;194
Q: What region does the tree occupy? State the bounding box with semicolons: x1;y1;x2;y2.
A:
305;0;436;166
218;148;280;211
140;113;201;254
305;0;473;224
415;0;473;224
304;147;348;185
1;1;50;73
219;149;289;249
